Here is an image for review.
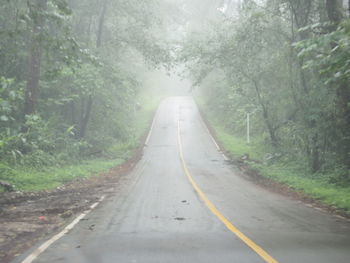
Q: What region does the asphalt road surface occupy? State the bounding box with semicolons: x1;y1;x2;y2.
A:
15;97;350;263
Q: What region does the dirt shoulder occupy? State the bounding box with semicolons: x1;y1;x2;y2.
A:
0;156;141;263
0;126;149;263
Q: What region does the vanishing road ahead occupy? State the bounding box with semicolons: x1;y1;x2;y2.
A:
15;97;350;263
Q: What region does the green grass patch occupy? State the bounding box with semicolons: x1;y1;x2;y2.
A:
0;159;123;192
200;103;350;213
212;124;265;161
256;163;350;211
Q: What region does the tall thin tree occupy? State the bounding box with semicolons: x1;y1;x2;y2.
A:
24;0;48;116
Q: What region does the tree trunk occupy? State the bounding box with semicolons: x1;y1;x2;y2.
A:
24;0;48;116
288;1;323;171
96;0;108;48
87;14;93;45
77;0;108;139
326;0;350;168
79;95;93;139
336;83;350;168
252;79;278;146
69;101;76;125
326;0;343;25
311;133;321;172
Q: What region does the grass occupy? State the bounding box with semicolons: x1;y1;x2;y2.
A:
257;163;350;211
200;103;350;213
211;124;265;161
0;159;123;192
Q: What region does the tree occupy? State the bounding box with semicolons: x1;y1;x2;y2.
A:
24;0;48;116
0;0;173;165
181;0;350;179
325;0;350;169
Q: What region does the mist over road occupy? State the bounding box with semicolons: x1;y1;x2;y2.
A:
15;97;350;263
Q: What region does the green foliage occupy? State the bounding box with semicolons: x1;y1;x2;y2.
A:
0;86;159;192
295;21;350;86
183;1;350;178
0;0;172;171
0;0;176;194
0;77;24;127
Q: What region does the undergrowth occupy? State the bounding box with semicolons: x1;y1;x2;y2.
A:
199;101;350;213
0;93;160;192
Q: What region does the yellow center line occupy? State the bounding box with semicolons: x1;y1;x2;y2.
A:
177;120;279;263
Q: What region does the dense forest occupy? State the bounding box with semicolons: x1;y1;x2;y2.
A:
0;0;349;191
181;0;350;185
0;0;174;170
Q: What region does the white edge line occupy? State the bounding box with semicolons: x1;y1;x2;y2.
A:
222;153;229;161
201;118;220;151
144;108;158;147
195;106;228;160
209;131;220;150
21;195;105;263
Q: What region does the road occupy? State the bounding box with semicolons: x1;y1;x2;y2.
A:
15;97;350;263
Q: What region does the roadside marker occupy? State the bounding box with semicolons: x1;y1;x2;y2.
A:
177;120;279;263
21;195;105;263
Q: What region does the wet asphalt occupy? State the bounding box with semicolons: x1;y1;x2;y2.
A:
14;97;350;263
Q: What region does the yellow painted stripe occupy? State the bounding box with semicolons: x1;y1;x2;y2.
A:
177;120;279;263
